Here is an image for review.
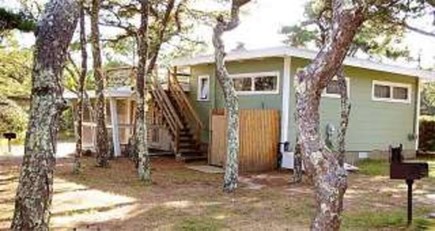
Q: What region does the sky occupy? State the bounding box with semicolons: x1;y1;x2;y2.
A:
2;0;435;69
193;0;435;69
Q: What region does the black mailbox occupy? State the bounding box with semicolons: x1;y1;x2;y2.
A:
3;133;16;140
389;144;429;226
390;162;429;180
389;144;429;180
3;132;17;153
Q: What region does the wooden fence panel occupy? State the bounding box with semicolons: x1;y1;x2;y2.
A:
209;109;280;172
209;114;227;166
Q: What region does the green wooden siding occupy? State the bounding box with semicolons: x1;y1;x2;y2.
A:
185;56;419;153
288;57;418;152
188;58;284;143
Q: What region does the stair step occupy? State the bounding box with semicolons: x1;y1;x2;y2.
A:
178;148;201;154
176;153;207;162
179;144;198;149
176;155;207;162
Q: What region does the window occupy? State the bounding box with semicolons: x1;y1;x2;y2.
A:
322;76;350;98
231;71;279;94
197;75;210;101
372;80;411;103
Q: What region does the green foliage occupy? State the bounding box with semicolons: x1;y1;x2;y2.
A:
280;0;426;60
96;0;212;66
421;82;435;115
0;96;28;139
0;36;32;98
59;108;74;135
0;8;36;35
419;119;435;151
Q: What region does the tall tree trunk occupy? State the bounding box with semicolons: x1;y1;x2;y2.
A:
135;0;151;182
295;1;365;230
11;0;79;229
73;0;88;174
91;0;109;167
212;0;250;193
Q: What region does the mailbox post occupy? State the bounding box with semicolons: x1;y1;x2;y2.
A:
389;144;429;226
3;132;17;153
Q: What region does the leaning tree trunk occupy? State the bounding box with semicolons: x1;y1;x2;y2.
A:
135;0;151;182
90;0;109;167
73;0;88;174
212;0;250;193
295;1;365;230
11;0;79;229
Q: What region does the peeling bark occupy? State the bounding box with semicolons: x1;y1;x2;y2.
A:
91;0;109;167
73;0;87;174
295;1;364;230
135;0;151;182
11;0;79;229
292;139;303;183
212;0;250;193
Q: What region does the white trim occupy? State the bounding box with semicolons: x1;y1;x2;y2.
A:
281;57;291;151
322;77;351;98
197;75;210;101
415;78;421;150
64;87;133;100
171;46;435;80
110;99;121;157
230;71;280;95
371;80;412;104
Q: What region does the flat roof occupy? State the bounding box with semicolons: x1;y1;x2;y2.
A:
64;86;133;100
172;46;435;80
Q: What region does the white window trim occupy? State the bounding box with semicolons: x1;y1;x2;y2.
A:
230;71;280;95
371;80;412;104
322;76;351;99
197;75;210;101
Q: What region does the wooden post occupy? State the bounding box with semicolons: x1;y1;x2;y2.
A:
109;98;121;157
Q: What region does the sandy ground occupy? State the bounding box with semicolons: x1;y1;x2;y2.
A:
1;156;434;231
0;142;75;158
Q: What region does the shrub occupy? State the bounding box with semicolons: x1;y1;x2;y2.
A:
419;119;435;151
0;97;28;140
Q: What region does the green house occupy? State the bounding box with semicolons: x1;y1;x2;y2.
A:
172;46;435;168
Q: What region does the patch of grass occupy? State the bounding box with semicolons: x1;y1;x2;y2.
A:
175;217;226;231
357;159;389;176
283;197;315;222
412;218;435;231
343;210;405;230
343;207;435;231
427;160;435;178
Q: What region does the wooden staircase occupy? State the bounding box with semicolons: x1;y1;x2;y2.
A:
149;72;205;161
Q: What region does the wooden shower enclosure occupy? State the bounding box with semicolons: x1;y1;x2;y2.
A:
209;109;280;172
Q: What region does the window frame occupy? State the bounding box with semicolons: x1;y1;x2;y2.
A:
322;76;351;99
230;71;280;95
197;75;210;101
371;80;412;104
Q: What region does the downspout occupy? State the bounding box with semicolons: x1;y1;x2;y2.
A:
414;77;421;151
281;56;292;152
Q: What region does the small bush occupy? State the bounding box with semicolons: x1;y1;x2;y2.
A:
0;97;28;140
419;119;435;151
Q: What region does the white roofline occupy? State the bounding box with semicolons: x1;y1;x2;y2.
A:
64;87;134;100
171;46;435;80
